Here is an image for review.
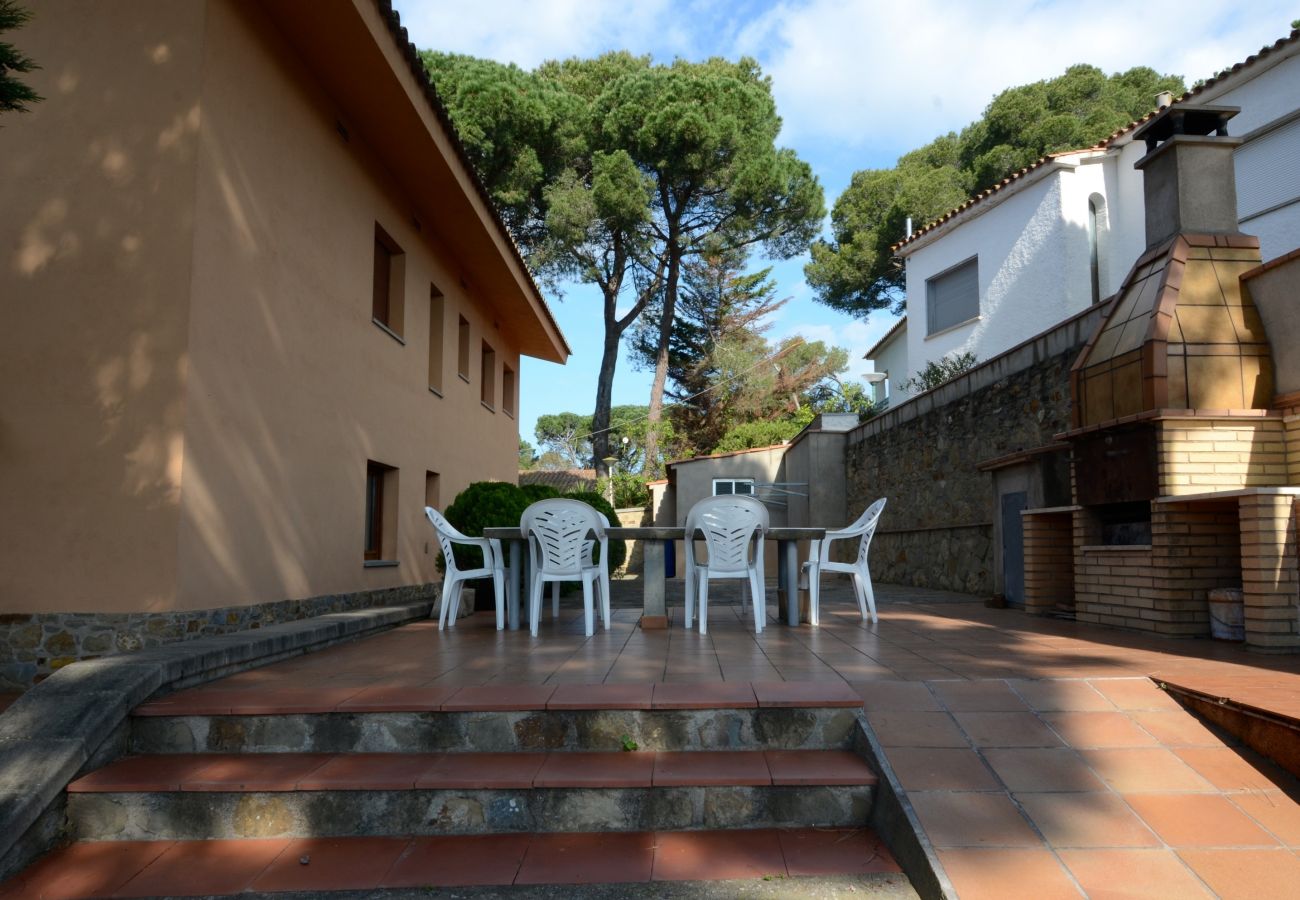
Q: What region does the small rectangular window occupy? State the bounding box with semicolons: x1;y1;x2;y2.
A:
457;315;471;381
502;365;516;418
926;256;979;336
364;460;398;563
372;224;405;337
712;478;755;496
480;341;496;409
425;470;440;511
428;285;445;394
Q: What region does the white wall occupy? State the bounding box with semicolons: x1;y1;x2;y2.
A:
868;321;910;403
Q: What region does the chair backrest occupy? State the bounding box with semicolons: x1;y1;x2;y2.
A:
425;506;469;574
521;498;607;576
852;497;887;563
685;495;769;571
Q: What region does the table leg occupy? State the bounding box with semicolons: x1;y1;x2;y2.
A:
507;539;523;631
776;540;788;623
641;540;667;629
783;539;800;626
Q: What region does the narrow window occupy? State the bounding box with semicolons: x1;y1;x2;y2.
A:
502;364;516;418
372;224;405;337
457;315;471;381
481;341;496;409
425;470;441;511
364;461;398;563
925;256;979;336
428;284;445;394
1088;196;1103;305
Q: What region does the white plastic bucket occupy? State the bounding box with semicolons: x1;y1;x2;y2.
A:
1208;588;1244;641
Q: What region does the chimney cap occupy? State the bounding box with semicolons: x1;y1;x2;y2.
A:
1133;104;1240;153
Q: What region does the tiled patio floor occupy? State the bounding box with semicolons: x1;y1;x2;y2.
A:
89;582;1300;897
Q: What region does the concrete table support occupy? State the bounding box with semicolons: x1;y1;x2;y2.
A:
641;540;668;629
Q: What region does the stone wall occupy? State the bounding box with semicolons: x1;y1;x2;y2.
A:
845;303;1108;595
0;583;436;691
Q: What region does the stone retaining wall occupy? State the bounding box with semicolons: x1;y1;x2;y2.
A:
0;583;436;691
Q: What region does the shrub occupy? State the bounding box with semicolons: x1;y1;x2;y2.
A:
442;481;530;571
564;490;627;570
520;483;563;503
599;472;650;509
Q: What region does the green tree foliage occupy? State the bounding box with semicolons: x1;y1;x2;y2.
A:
0;1;40;116
534;411;590;468
534;404;669;472
806;64;1184;317
713;418;807;453
897;351;980;394
599;472;651;508
518;439;538;470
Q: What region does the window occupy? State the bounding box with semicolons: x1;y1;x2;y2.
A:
428;285;445;394
480;341;496;409
364;461;398;563
372;224;405;337
425;470;440;511
1088;194;1107;305
502;364;516;418
457;315;471;381
712;478;755;496
926;256;979;336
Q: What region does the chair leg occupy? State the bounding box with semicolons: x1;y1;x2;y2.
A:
698;572;709;635
683;568;694;629
600;569;611;630
529;576;544;637
551;582;560;620
750;569;765;634
437;576;456;630
851;571;869;621
582;576;595;637
862;567;878;623
492;567;506;631
807;564;821;628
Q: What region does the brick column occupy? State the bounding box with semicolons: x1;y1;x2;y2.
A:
1023;512;1073;615
1238;494;1300;652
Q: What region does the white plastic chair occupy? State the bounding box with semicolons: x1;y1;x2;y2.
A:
683;495;769;635
802;498;887;625
521;499;611;637
424;507;507;631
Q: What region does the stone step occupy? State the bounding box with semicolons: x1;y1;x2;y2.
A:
0;828;907;897
66;750;877;840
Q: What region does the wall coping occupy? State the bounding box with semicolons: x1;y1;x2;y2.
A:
1155;487;1300;504
1022;506;1082;516
0;599;432;879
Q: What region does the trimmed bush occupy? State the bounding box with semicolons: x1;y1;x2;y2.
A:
442;481;529;571
520;483;563;503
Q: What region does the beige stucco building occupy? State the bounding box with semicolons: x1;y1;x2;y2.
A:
0;0;567;681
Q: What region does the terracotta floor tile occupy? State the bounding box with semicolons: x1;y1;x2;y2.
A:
1127;710;1225;747
1090;679;1184;711
0;840;173;900
517;831;655;884
1176;848;1300;900
533;751;655;788
335;684;459;712
221;687;365;714
866;710;969;748
1008;680;1116;712
180;754;332;792
885;747;1001;791
416;752;547;789
751;680;861;707
1016;792;1161;849
441;684;556;711
931;680;1028;711
852;681;941;710
778;828;902;876
983;748;1107;793
651;682;757;709
1058;848;1213;899
953;711;1064;748
131;689;252;717
1172;746;1289;792
1230;790;1300;846
1077;748;1216;793
547;683;654;710
653;750;771;786
111;838;292;897
652;828;787;881
250;837;409;892
69;755;220;793
1125;793;1279;847
1041;711;1162;749
765;750;877;786
382;834;530;887
936;848;1083;900
297;754;439;790
909;791;1041;848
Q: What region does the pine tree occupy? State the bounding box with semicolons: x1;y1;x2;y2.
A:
0;1;40;117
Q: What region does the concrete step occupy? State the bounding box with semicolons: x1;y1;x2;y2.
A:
66;750;878;840
0;829;909;897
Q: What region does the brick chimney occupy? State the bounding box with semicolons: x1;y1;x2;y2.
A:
1133;105;1243;249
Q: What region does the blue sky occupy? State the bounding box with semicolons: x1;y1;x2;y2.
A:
392;0;1296;446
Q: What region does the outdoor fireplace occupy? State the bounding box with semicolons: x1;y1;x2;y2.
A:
1024;103;1300;650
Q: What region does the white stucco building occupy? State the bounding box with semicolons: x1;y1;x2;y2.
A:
868;30;1300;399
